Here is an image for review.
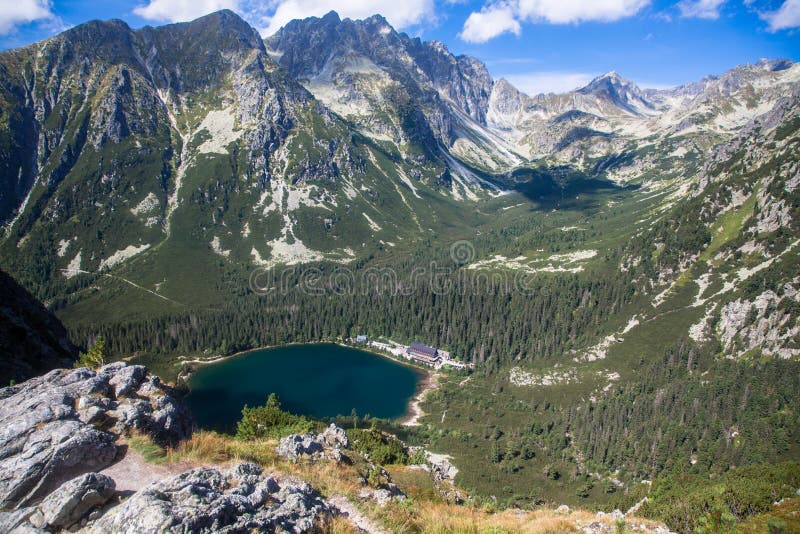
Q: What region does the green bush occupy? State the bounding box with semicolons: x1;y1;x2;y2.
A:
235;393;314;440
409;448;428;465
347;428;408;465
640;462;800;533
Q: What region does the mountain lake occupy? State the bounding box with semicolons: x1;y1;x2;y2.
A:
187;343;423;430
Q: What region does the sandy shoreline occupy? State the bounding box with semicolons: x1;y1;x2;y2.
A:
401;371;440;426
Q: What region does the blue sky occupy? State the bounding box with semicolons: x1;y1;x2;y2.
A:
1;0;798;94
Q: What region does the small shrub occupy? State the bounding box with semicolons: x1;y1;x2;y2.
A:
235;393;314;440
75;336;109;369
347;428;408;465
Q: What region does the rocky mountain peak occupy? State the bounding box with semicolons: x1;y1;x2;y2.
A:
143;8;265;55
754;57;793;72
580;70;638;94
578;70;657;116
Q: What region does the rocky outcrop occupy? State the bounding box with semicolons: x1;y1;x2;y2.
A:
717;279;800;359
90;463;334;533
28;473;115;530
0;269;77;385
0;363;191;509
276;423;349;462
358;483;406;507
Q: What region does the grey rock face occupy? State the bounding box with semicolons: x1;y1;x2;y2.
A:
276;423;349;462
0;363;191;509
90;463;334;534
28;473;115;530
266;12;494;146
0;507;36;533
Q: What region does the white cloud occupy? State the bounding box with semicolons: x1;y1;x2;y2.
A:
502;71;596;95
0;0;54;34
514;0;649;24
459;0;649;42
677;0;726;20
259;0;435;36
459;3;520;43
134;0;240;23
760;0;800;31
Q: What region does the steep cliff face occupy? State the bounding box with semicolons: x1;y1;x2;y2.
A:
0;268;76;384
265;12;519;173
0;11;479;303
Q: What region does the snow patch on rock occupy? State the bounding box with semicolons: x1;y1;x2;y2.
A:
64;251;82;278
210;236;230;258
197;108;242;155
99;244;150;271
363;213;381;232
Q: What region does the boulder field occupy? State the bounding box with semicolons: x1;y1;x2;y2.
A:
0;363;341;533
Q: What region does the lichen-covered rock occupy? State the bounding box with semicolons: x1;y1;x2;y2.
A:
276;424;349;462
28;473;115;530
89;463;334;534
0;363;192;509
320;423;349;449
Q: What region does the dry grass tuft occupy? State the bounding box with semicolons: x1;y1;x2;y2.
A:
166;431;234;464
317;515;361;534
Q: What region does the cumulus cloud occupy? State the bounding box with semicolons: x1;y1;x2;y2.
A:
134;0;240;23
459;4;520;43
514;0;649;24
0;0;54;34
677;0;726;20
459;0;649;42
502;71;596;95
259;0;435;36
760;0;800;31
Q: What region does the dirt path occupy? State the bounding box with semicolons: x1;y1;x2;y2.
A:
99;448;207;493
329;495;386;534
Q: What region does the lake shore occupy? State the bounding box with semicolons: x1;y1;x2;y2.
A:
401;370;440;426
181;341;435;425
179;341;310;367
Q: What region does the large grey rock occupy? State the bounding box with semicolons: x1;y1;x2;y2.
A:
0;421;116;508
0;507;36;533
28;473;115;530
90;463;334;533
0;363;192;509
320;423;349;449
276;424;348;462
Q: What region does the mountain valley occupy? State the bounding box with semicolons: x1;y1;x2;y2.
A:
0;9;799;532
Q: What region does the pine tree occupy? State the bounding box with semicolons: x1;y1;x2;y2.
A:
75;336;109;369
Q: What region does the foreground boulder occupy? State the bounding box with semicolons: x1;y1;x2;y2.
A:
0;363;191;509
276;423;349;462
90;463;334;533
28;473;115;530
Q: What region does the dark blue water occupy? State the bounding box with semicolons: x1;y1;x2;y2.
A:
187;344;422;430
